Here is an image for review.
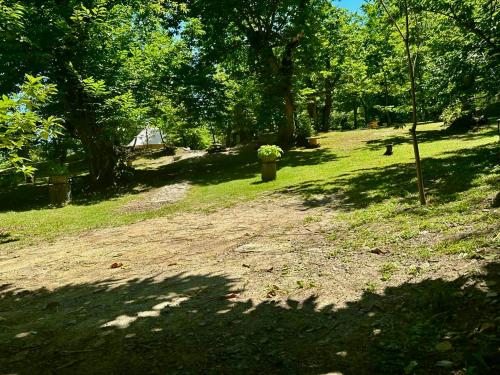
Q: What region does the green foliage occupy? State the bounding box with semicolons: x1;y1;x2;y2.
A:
0;75;61;175
440;102;469;127
0;0;497;187
295;112;315;146
180;127;212;150
257;145;284;162
46;161;69;176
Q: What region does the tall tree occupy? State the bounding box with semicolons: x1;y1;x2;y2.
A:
1;0;190;188
190;0;314;147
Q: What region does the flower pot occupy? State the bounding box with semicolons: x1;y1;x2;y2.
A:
261;161;277;182
307;137;320;148
49;175;71;206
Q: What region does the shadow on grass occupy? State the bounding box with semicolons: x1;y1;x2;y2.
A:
366;127;497;151
0;232;19;245
281;144;497;209
0;263;498;374
0;147;339;212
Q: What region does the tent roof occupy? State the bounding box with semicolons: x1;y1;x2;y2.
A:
127;127;164;148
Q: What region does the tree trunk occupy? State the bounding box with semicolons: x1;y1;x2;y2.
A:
281;88;296;146
353;104;359;128
277;35;303;147
87;140;118;188
307;100;318;130
380;0;426;205
70;114;118;189
66;94;117;189
362;101;368;127
383;70;392;125
403;1;426;206
259;32;303;148
320;58;334;132
321;77;333;132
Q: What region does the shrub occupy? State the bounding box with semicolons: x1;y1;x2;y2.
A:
295;113;314;147
257;145;284;162
331;111;349;130
181;127;212;150
441;102;474;131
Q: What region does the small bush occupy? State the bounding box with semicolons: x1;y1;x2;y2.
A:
441;102;474;131
295;113;314;147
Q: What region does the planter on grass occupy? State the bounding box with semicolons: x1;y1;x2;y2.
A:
261;161;277;182
307;136;320;148
257;145;284;182
49;175;71;206
47;162;71;206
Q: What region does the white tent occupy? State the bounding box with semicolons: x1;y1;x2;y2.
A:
127;127;165;150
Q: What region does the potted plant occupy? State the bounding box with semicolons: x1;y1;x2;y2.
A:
47;162;71;205
257;145;284;182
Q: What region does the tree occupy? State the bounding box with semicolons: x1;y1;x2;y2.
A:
417;0;499;57
190;0;316;147
1;0;192;188
296;3;350;132
379;0;426;205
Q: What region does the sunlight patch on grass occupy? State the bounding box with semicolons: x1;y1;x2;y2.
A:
1;123;498;248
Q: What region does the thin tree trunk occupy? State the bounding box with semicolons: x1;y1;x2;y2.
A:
353;105;358;128
320;58;333;132
321;77;333;132
380;0;426;205
383;69;392;125
403;0;426;205
282;89;295;145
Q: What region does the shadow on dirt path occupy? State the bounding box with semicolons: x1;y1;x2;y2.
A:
1;263;498;374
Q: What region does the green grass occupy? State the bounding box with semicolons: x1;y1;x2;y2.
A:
1;123;498;249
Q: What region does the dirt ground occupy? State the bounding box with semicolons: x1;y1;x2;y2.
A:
0;195;483;302
1;195;498;374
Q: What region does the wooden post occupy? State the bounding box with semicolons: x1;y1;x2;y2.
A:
384;144;393;156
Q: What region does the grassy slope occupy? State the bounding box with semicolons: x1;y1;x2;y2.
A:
0;123;498;251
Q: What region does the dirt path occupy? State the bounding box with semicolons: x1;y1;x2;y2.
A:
0;195;483;306
1;194;497;374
